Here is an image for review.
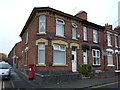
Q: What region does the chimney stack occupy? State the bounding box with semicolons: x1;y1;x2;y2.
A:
105;23;113;30
75;11;87;20
114;26;120;33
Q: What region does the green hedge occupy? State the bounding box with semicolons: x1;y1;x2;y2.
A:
78;64;91;75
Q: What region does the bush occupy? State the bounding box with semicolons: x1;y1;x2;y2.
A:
78;64;91;76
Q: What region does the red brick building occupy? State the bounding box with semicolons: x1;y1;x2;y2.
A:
8;7;120;75
103;24;120;71
8;41;22;68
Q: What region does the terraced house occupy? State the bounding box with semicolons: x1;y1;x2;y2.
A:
8;7;120;76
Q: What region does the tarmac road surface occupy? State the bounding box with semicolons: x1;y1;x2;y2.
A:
90;81;120;89
0;76;13;89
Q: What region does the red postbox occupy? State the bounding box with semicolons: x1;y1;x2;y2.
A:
28;64;34;80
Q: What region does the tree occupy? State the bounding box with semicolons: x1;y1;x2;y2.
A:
0;53;8;61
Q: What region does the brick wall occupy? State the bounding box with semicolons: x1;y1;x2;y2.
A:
8;7;120;75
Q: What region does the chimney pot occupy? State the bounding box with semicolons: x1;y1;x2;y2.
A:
105;23;113;30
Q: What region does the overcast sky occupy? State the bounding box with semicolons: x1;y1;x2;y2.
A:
0;0;119;55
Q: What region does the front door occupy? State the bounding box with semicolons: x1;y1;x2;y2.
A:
83;50;87;64
72;47;77;72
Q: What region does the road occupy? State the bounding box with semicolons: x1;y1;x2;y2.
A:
0;79;13;89
0;68;119;89
90;81;120;89
0;70;13;89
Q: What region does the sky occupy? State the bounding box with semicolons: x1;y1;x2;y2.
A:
0;0;119;55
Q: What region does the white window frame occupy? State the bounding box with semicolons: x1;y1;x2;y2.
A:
39;15;46;33
83;26;87;41
72;23;77;39
53;44;66;65
25;32;28;44
92;49;100;65
107;32;112;46
93;29;98;43
38;43;45;64
115;34;118;48
107;51;114;66
119;36;120;48
56;18;65;36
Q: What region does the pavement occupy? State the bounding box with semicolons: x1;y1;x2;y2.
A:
11;69;40;89
11;68;120;89
44;75;119;88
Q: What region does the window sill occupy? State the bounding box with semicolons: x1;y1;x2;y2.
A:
83;40;88;42
25;42;28;45
37;33;47;35
83;63;88;64
115;70;120;72
93;42;99;44
24;65;28;67
107;65;115;67
92;64;101;67
115;46;118;48
55;35;65;38
72;38;78;40
36;64;46;67
52;64;68;67
108;45;112;47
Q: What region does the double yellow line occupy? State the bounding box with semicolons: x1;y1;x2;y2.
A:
90;82;119;88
